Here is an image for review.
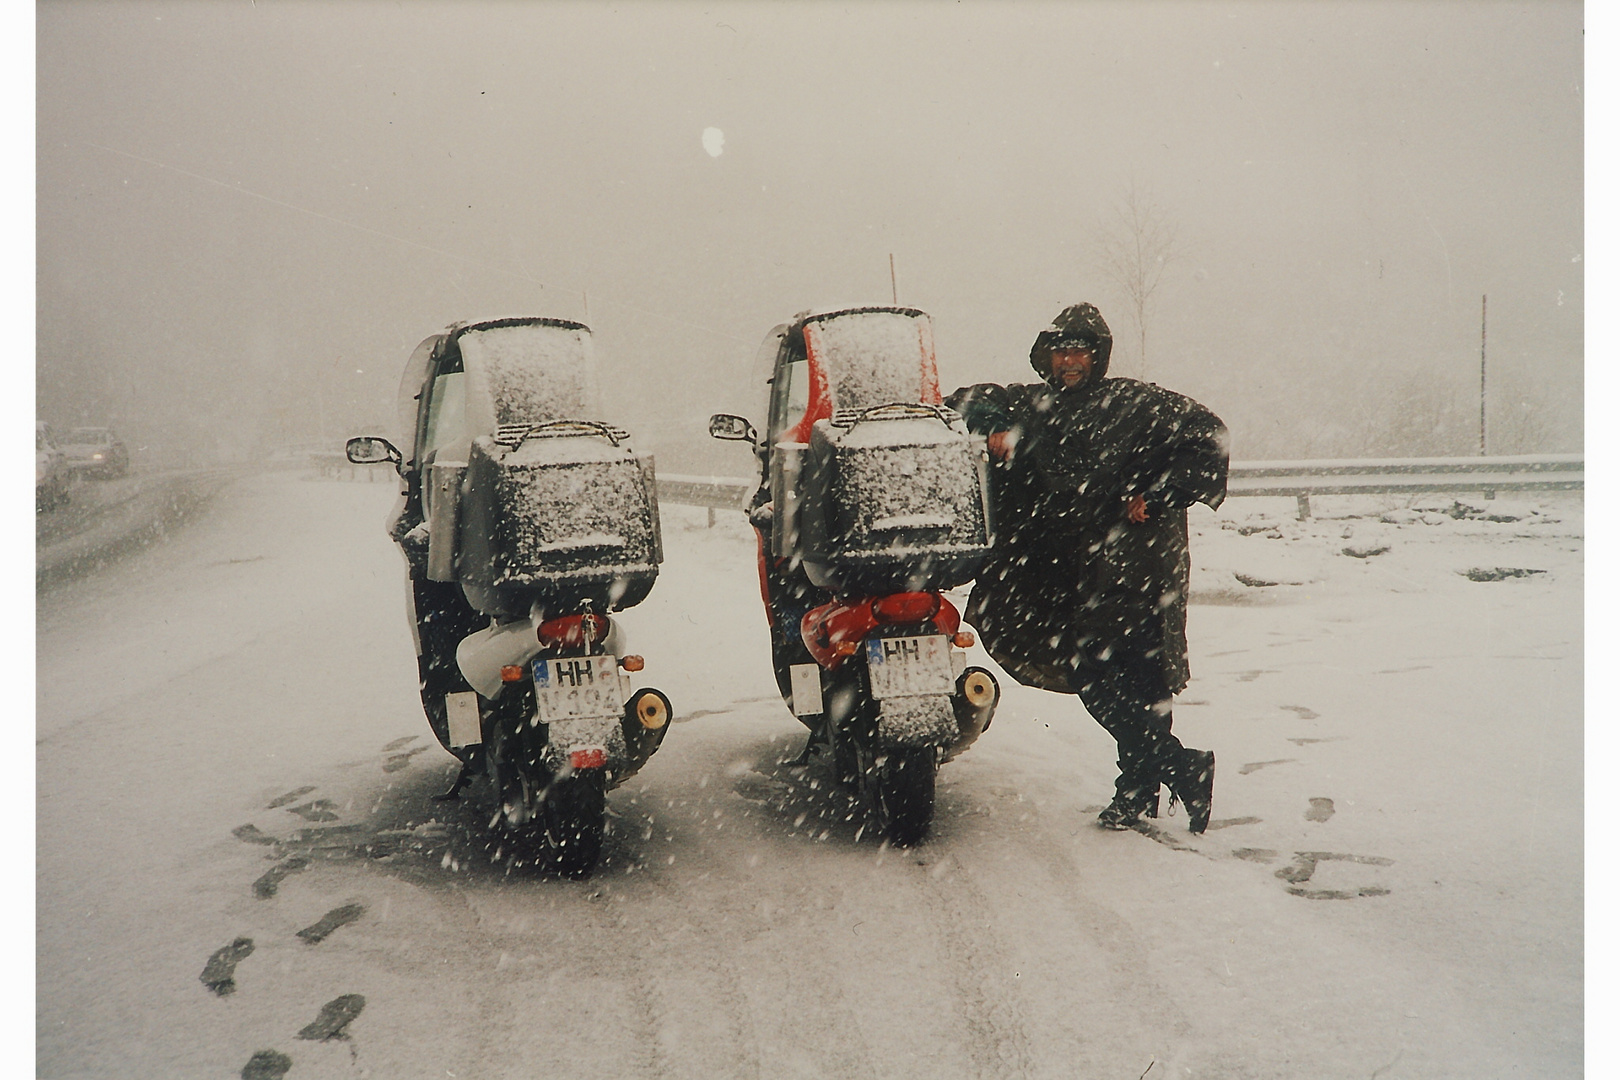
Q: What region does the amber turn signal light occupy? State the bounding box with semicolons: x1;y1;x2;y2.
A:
833;640;859;657
953;632;976;649
619;655;645;671
500;665;525;683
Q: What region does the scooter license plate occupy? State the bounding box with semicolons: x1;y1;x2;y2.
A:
865;635;955;699
532;655;622;722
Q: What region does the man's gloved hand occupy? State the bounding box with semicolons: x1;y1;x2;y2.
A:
399;521;431;574
748;501;775;530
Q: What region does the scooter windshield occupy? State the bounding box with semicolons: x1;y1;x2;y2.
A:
802;309;939;414
457;320;600;428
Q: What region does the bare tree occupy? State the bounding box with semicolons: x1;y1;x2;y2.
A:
1094;179;1177;378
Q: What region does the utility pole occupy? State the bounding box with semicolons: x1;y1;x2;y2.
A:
1480;294;1488;455
889;254;897;305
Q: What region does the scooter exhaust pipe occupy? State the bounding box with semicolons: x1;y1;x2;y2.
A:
943;666;999;762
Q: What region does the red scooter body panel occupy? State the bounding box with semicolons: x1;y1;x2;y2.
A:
800;592;961;670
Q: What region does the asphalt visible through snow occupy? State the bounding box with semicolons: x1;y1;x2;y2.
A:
35;467;239;588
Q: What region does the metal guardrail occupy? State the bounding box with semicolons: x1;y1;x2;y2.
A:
657;474;755;511
1226;454;1582;518
658;455;1582;522
307;450;394;482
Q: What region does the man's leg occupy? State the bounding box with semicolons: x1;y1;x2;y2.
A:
1071;651;1187;828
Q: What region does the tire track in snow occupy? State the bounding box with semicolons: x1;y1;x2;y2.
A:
610;765;880;1080
906;849;1036;1079
938;784;1204;1075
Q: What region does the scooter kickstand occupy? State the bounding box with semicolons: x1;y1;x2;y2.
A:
433;760;476;802
787;730;826;767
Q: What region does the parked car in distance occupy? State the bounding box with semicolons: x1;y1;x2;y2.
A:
36;422;70;511
59;426;129;479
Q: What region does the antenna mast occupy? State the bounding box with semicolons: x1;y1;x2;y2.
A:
1479;294;1487;455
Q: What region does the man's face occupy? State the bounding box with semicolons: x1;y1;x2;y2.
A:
1049;346;1095;388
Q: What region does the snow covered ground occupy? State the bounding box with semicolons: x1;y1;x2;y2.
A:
36;472;1582;1079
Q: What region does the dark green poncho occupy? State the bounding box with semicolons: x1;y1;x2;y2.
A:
946;303;1228;694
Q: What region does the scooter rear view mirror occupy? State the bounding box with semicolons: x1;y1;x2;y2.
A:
708;414;757;443
346;436;402;466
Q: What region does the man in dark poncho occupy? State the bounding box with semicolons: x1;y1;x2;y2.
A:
945;303;1229;832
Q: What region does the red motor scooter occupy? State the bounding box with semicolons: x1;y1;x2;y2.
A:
711;307;1000;845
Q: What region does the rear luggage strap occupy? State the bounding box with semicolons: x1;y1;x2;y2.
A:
493;420;632;448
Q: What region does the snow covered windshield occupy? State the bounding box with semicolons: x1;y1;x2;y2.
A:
457;320;599;427
803;309;934;412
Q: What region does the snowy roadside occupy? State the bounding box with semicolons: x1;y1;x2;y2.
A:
36;475;1582;1078
35;468;238;588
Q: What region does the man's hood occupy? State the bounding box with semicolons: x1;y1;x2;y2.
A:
1029;303;1113;389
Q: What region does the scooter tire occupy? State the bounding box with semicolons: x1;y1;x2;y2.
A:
543;772;606;879
878;746;937;848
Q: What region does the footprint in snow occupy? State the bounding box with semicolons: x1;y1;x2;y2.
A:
380;735;419;752
232;823;277;846
1128;819;1196;850
1304;797;1335;822
266;786;317;810
286;799;342;822
200;937;254;995
1275;851;1393;899
1280;704;1319;720
1237;759;1296;775
240;1049;292;1080
1205;816;1262;830
1342;545;1391;559
253;856;309;899
1462;566;1546;582
382;746;430;773
297;903;365;944
298;994;366;1041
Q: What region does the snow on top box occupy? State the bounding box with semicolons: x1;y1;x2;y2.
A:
798;409;992;595
436;319;662;618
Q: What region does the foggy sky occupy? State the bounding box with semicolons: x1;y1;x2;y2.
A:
36;0;1584;470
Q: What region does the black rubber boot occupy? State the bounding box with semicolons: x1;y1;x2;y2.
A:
1096;772;1161;830
1166;748;1214;834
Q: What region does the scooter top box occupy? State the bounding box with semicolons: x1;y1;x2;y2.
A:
799;407;993;595
458;428;661;602
421;318;662;615
763;307;992;596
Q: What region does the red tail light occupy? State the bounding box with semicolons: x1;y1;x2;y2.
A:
538;614;610;647
570;748;607;770
871;592;942;624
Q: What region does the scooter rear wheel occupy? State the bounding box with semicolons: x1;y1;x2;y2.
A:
543;772;606;879
877;746;937;847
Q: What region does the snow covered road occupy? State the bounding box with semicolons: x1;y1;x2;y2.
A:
36;473;1582;1079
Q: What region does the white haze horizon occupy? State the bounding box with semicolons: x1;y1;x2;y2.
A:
34;1;1586;475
